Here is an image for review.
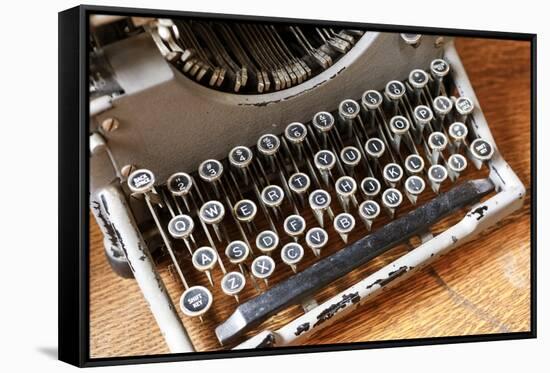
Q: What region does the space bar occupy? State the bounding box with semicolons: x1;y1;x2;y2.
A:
215;179;494;345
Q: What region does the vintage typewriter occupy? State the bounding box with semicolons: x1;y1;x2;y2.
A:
89;15;526;352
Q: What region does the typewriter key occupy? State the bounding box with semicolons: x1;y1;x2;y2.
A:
361;89;383;112
312;111;335;148
199;159;223;182
229;146;254;185
229;146;253;168
408;68;428;104
448;153;468;182
335;176;358;213
470;138;494;162
192;246;219;287
314;150;337;187
382;188;403;218
251;255;276;286
434;96;453;116
338;99;361;138
385;80;406;115
167;214;195;254
233;199;257;223
430;58;450;96
358;199;380;231
198;159;224;198
360;177;381;198
404;175;426;205
404;154;425;175
433;96;453;128
199;200;226;242
334;213;356;243
285;122;308;160
261;185;285;219
288;172;311;207
413;105;433;142
408;69;429;90
225;240;250;266
428;164;448;193
221;271;246;302
127;169;155;194
305;227;329;257
166;172;193;197
256;230;279;255
365;138;386;159
448;122;468;152
340;146;362;177
385;80;406;101
257;134;281;172
455;96;474;123
383;163;404;188
428;131;448;165
309;189;334;228
281;242;305;272
389;115;410;151
180;285;213;318
284;215;306;241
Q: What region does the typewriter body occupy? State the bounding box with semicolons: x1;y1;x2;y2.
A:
89;15;525;352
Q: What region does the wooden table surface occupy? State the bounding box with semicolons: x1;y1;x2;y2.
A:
89;37;532;358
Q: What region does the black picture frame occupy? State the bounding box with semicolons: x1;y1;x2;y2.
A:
58;4;537;367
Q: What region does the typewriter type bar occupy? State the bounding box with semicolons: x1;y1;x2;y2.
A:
90;28;526;353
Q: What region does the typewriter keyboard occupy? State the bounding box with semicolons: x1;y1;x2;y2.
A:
125;58;496;349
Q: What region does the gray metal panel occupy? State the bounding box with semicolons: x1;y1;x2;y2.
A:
91;32;444;194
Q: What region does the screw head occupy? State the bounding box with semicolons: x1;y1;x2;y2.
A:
101;118;119;132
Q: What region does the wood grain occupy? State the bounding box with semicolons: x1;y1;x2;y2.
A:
89;37;532;358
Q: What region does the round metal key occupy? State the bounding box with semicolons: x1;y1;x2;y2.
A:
198;159;224;182
127;169;155;194
405;154;425;174
233;199;257;223
360;177;381;197
390;115;410;135
365;138;386;158
229;146;253;168
281;242;305;269
285;122;308;144
225;240;250;264
166;172;193;196
339;99;361;120
180;285;213;317
221;271;246;297
257;134;280;156
470;138;494;161
256;230;279;254
199;200;225;224
251;255;276;280
385;80;406;101
261;185;285;207
312;111;335;132
167;214;194;239
284;215;306;238
361;89;383;111
288;172;311;194
408;69;429;89
192;246;218;272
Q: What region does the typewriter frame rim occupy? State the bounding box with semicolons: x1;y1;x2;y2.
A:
58;4;537;367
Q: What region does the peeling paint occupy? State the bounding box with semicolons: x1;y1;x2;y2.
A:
471;205;488;220
313;292;360;328
255;333;275;348
295;322;310;336
113;226;135;273
366;266;411;290
451;235;458;244
91;200;119;249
